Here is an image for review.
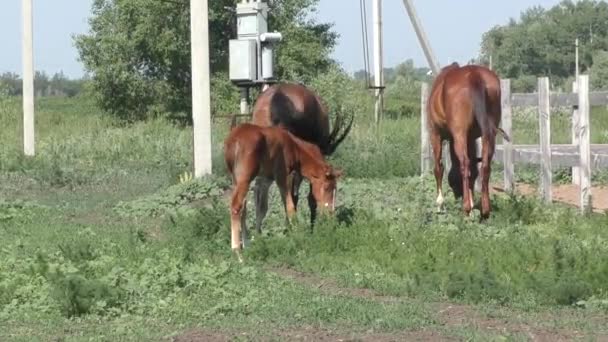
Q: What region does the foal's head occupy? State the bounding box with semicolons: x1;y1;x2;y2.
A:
309;165;343;213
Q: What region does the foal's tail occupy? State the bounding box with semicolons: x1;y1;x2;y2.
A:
470;74;511;143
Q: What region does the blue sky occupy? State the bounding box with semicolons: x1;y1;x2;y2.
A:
0;0;562;78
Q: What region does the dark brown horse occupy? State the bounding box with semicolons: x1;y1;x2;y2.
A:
427;63;509;219
251;83;353;223
224;123;342;261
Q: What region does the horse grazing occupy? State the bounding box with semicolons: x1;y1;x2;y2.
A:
224;123;342;261
251;83;353;222
427;63;510;219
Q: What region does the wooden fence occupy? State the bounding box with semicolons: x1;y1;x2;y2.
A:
420;75;608;213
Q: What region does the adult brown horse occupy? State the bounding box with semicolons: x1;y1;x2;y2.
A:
251;83;353;223
224;123;342;261
427;63;510;220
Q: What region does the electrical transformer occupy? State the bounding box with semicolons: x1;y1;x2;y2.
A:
229;0;282;86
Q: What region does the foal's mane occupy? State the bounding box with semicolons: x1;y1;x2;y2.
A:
284;130;328;174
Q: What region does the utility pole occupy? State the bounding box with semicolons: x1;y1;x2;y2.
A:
190;0;213;177
401;0;440;75
575;38;579;81
373;0;384;124
22;0;35;156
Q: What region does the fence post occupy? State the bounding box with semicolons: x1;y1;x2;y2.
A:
500;79;514;193
442;142;451;177
571;81;580;185
538;77;552;203
420;82;431;175
578;75;592;213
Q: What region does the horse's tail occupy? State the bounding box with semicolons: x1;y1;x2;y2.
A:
470;73;511;143
324;107;354;156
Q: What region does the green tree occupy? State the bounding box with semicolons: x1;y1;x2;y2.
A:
75;0;337;122
480;0;608;89
591;50;608;90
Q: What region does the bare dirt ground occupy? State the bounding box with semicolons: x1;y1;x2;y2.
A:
170;267;607;342
491;182;608;213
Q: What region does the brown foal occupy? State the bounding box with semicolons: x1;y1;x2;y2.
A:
224;123;342;261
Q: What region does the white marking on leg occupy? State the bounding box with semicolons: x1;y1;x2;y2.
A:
436;189;444;212
436;189;444;206
469;189;474;210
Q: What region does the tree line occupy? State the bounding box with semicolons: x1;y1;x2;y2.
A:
2;0;607;121
479;0;608;91
0;71;86;98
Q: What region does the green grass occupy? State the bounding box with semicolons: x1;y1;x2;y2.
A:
1;96;608;341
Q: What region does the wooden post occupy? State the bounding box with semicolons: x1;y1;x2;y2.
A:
373;0;384;124
22;0;35;156
420;83;430;175
190;0;213;177
443;141;451;177
578;75;592;213
475;138;482;192
538;77;552;203
571;81;580;185
501;79;514;193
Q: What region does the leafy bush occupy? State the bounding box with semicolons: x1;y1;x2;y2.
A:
115;175;230;218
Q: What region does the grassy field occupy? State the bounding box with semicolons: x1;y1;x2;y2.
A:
1;96;608;341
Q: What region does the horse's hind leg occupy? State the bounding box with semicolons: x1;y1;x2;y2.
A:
453;134;473;216
480;134;496;220
307;182;317;226
230;180;250;262
430;129;445;212
254;177;271;234
291;172;303;210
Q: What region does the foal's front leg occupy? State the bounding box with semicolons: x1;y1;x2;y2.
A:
278;172;297;226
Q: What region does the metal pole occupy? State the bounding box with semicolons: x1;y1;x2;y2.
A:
401;0;440;75
240;87;249;116
190;0;213;177
373;0;384;124
22;0;35;156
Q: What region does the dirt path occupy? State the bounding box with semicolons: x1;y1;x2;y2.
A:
170;266;608;342
491;182;608;213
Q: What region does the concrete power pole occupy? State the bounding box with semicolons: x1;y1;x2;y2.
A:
575;38;580;81
401;0;440;75
372;0;384;124
22;0;35;156
373;0;384;124
190;0;213;177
